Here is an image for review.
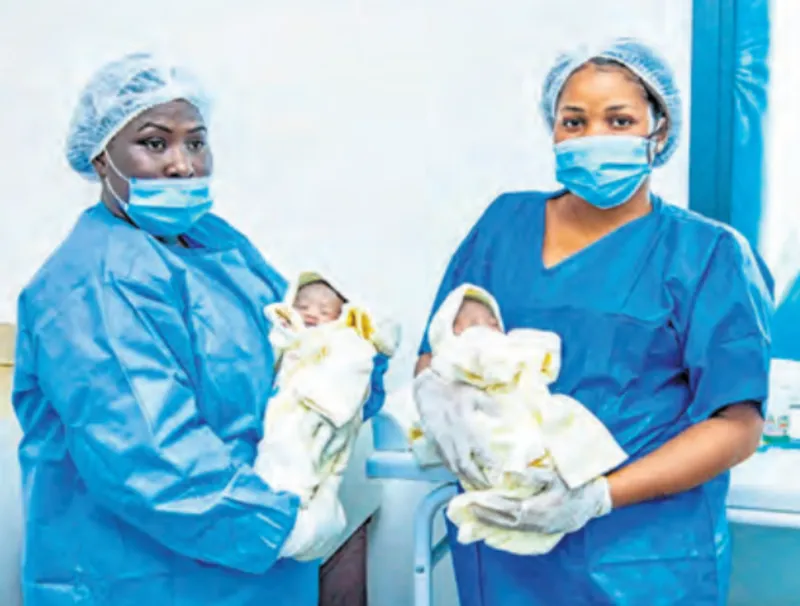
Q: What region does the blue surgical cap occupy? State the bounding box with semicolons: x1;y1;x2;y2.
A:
66;52;212;181
540;37;682;167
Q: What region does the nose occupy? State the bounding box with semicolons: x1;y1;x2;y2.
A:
165;149;195;178
584;118;610;137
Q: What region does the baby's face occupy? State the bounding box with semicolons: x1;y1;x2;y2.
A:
452;299;501;336
293;282;345;327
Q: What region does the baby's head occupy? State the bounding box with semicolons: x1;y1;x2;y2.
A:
452;297;501;336
293;280;346;327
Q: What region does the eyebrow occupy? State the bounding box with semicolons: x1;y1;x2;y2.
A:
137;122;171;133
136;122;207;134
560;103;634;114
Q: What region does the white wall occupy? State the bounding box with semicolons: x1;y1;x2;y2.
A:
0;1;691;379
0;2;692;604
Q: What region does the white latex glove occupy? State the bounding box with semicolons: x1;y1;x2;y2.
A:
501;465;561;492
470;475;612;535
412;368;503;489
279;478;347;562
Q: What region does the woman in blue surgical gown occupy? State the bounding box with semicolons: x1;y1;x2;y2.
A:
11;53;387;606
413;38;772;605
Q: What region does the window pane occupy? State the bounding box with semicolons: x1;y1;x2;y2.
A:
763;2;800;302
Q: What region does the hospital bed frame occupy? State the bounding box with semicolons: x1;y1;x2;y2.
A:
366;414;458;606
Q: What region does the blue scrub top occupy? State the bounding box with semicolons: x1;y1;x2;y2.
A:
419;191;773;606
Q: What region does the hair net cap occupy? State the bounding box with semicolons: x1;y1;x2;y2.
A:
66;52;212;181
540;37;682;168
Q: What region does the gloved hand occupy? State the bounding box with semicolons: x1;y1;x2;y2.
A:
279;477;347;562
412;368;503;489
505;464;561;492
470;474;612;535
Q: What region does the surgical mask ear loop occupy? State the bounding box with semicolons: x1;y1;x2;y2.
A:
645;116;667;165
101;150;154;236
104;150;130;182
101;151;129;207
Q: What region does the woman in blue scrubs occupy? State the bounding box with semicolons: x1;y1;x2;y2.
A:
12;53;386;606
413;38;772;605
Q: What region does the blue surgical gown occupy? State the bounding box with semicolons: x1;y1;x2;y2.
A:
13;203;387;606
419;191;772;606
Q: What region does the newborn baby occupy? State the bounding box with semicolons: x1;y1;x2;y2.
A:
452;296;501;334
409;284;627;555
255;272;399;559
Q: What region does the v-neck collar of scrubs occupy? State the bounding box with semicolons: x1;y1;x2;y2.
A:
538;190;664;274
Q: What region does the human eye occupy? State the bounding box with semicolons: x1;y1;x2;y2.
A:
608;115;636;129
561;116;584;130
186;138;206;153
138;137;167;152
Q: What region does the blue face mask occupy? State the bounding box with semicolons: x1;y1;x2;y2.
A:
554;135;656;210
105;155;213;238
